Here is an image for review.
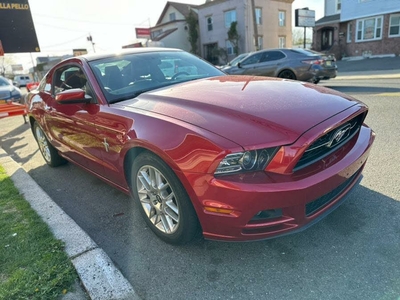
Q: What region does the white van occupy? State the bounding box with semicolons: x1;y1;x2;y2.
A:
13;75;33;87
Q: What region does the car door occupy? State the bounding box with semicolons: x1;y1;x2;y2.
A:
237;52;263;75
256;50;287;77
44;64;104;173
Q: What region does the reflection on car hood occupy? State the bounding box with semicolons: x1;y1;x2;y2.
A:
120;75;360;147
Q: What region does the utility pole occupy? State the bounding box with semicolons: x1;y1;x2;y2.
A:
87;34;96;53
250;0;259;51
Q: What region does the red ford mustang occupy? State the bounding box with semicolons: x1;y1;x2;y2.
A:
26;48;375;244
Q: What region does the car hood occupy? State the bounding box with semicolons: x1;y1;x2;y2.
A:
120;76;360;148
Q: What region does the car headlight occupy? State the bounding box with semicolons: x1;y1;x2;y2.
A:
215;148;278;175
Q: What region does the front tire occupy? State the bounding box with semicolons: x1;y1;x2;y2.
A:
131;152;200;244
33;122;67;167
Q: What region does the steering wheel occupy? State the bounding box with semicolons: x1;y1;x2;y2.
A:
171;72;190;80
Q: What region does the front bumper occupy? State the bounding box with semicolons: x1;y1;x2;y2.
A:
186;125;375;241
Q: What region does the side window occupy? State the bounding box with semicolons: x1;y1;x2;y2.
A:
260;51;285;62
241;53;262;66
53;66;88;95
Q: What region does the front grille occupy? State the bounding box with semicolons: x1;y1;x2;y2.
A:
294;113;364;171
305;169;361;216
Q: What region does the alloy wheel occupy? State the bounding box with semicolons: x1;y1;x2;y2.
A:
35;126;51;163
136;165;180;234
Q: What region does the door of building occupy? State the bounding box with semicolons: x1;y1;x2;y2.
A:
321;28;334;51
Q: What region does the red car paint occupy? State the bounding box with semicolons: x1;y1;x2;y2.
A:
26;49;375;241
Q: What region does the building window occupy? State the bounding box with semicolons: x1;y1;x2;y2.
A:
389;14;400;37
356;16;383;41
226;40;234;55
347;23;352;43
336;0;341;12
225;10;237;28
169;12;176;21
207;17;213;31
279;36;286;48
279;11;286;27
255;8;262;25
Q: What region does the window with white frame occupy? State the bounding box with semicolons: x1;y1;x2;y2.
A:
225;10;237;28
336;0;341;13
347;23;352;43
279;11;286;27
255;8;262;25
207;16;213;31
226;40;234;55
389;14;400;37
279;36;286;48
356;16;383;41
169;12;176;21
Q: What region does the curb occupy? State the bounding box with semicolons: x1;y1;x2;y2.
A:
333;73;400;81
0;147;140;300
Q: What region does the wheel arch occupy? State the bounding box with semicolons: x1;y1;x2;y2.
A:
123;145;205;222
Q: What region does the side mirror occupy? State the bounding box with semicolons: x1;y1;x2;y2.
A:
237;62;242;68
55;88;92;104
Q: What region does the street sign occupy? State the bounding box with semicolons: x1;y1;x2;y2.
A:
295;9;316;27
0;0;40;53
135;28;151;39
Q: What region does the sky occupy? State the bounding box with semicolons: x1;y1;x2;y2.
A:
4;0;324;71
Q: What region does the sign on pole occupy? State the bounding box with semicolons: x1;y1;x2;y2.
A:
0;0;40;53
295;9;316;27
135;28;151;39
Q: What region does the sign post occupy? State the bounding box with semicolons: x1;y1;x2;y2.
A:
295;8;316;49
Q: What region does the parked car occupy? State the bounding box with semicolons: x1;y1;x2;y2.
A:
25;48;374;244
222;48;337;83
0;75;22;103
13;75;33;88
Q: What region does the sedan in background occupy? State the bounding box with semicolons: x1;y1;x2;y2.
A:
25;48;374;244
222;48;337;83
0;76;22;103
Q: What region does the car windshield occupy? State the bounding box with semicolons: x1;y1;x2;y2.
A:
0;77;10;86
290;49;322;56
88;50;224;103
228;53;249;66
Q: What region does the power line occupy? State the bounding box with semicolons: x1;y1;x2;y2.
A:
41;34;88;48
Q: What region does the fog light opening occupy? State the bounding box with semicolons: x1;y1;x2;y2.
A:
252;209;283;221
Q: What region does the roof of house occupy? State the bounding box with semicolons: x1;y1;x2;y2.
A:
315;14;341;26
156;1;198;25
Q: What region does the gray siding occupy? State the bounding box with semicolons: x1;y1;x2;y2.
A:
341;0;400;21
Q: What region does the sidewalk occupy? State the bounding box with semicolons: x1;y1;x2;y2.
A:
334;56;400;80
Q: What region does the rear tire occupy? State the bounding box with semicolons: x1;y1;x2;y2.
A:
131;151;201;244
33;122;67;167
278;70;296;80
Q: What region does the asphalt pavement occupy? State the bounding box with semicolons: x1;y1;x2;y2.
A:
0;55;399;300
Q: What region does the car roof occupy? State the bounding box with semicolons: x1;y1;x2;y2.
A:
80;47;184;62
